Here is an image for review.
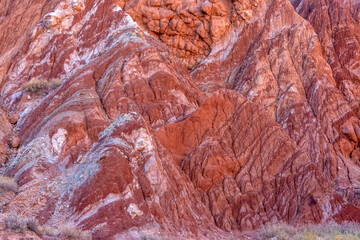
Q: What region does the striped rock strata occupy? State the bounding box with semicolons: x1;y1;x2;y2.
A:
0;0;359;239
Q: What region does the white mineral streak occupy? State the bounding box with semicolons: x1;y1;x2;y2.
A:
127;203;144;219
72;0;86;12
76;193;122;224
51;128;68;155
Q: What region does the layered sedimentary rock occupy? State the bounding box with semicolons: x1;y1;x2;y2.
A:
192;0;360;208
156;90;349;231
0;0;58;83
0;0;359;239
0;1;221;239
291;0;360;118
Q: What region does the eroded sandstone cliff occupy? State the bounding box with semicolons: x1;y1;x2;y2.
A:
0;0;359;239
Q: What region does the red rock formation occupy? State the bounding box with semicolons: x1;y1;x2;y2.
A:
115;0;262;69
0;0;359;239
156;90;349;231
0;110;12;166
291;0;360;117
192;0;360;208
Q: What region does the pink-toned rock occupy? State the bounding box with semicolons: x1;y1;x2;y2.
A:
210;16;230;42
43;12;61;28
0;2;225;239
72;0;85;12
11;137;20;149
0;110;12;165
8;114;19;125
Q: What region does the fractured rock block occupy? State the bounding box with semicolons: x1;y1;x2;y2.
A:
201;1;214;15
201;0;228;16
148;0;162;7
8;114;19;124
164;0;175;7
113;0;126;9
159;8;175;20
196;22;212;45
178;37;186;50
342;122;358;142
169;18;187;34
142;6;158;18
11;136;20;148
164;0;182;11
126;9;138;20
210;16;230;42
159;19;169;33
185;42;198;53
147;20;160;33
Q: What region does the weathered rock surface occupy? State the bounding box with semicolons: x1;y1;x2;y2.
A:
192;0;360;209
0;0;58;83
157;90;350;231
0;0;359;239
0;110;12;166
115;0;261;69
0;1;232;239
291;0;360;118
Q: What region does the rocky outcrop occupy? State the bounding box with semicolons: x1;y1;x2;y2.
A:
116;0;261;69
192;0;360;208
0;0;55;83
290;0;360;123
0;1;219;238
0;0;359;239
157;90;348;231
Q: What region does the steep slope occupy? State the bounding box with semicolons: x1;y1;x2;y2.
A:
291;0;360;117
0;0;60;83
191;0;360;209
0;0;359;239
0;1;222;239
156;90;349;231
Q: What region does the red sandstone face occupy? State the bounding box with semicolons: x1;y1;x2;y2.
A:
0;0;359;239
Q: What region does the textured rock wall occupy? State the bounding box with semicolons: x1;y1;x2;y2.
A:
291;0;360;122
156;90;346;231
0;0;60;83
0;0;359;239
192;0;360;206
116;0;262;69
